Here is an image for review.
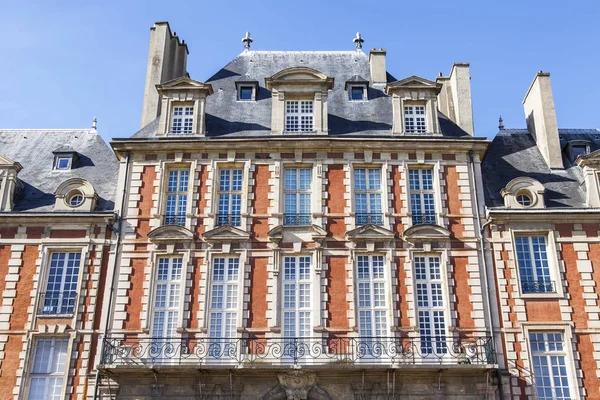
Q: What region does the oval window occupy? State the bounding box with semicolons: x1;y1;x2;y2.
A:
68;192;84;207
516;193;532;207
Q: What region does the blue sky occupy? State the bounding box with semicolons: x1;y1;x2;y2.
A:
1;0;599;141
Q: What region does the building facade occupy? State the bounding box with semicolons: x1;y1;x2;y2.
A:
482;72;600;400
96;23;499;399
0;127;119;399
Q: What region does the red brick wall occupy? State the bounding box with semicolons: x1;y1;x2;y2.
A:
251;165;270;241
444;166;464;238
326;165;346;238
247;257;268;328
326;256;349;329
123;258;146;330
187;258;203;329
195;165;208;237
452;257;474;329
136;166;156;239
390;166;404;236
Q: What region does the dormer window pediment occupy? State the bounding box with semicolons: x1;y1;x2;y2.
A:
386;75;442;136
265;67;333;135
0;154;23;212
156;76;213;137
54;178;98;212
501;177;546;209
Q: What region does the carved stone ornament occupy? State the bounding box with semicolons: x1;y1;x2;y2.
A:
262;371;331;400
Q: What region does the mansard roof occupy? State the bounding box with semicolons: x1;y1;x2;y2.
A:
129;51;472;139
0;129;119;212
482;128;600;209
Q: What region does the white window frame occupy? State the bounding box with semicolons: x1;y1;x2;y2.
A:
355;254;388;339
207;256;241;341
353;167;383;226
216;167;244;227
150;257;184;340
170;105;194;135
285;100;314;132
39;251;81;316
54;155;73;170
414;254;448;356
404;104;427;133
523;326;579;400
349;85;367;101
281;255;313;339
511;230;563;298
26;336;70;400
283;167;312;226
408;167;437;225
164;168;189;226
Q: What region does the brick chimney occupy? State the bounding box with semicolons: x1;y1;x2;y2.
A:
140;22;189;128
436;63;474;136
523;72;563;169
369;48;387;84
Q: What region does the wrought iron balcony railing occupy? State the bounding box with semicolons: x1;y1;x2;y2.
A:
101;336;495;367
411;212;436;225
521;279;556;294
38;291;77;315
216;214;241;227
355;213;383;226
164;214;186;226
283;213;311;226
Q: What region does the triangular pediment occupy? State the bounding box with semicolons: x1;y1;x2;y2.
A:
156;76;214;94
346;224;395;242
202;224;250;241
402;224;450;242
0;154;22;171
385;75;442;95
268;224;327;242
148;225;194;243
578;148;600;167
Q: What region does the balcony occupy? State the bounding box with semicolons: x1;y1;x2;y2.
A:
164;214;185;226
38;291;77;315
521;279;556;294
411;212;436;225
283;213;311;226
100;335;495;368
355;213;383;226
216;214;241;227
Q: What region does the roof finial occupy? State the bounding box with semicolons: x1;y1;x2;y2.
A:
353;32;364;50
498;115;504;130
92;116;97;129
242;32;253;51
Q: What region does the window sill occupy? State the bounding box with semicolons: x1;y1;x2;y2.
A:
519;292;564;300
37;313;75;319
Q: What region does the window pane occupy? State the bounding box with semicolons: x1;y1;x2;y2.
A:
239;87;253;100
351;86;364;100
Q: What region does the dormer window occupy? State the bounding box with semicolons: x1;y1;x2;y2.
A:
265;67;334;135
238;86;254;101
350;86;366;101
285;100;313;132
404;105;426;133
55;156;72;170
155;77;213;137
52;147;77;171
501;177;545;209
571;145;588;161
385;76;442;135
171;106;194;134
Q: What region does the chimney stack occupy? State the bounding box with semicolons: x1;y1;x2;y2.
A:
140;22;189;128
369;48;387;84
523;72;563;169
436;63;474;136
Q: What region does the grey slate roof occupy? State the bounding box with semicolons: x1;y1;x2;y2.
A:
130;51;471;139
0;129;119;212
482;128;600;208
